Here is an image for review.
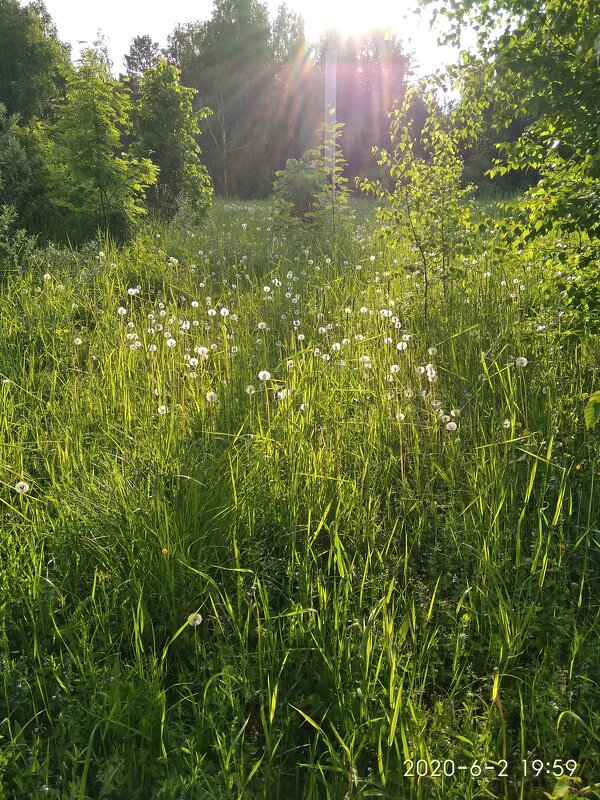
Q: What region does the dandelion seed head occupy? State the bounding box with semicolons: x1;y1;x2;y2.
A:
14;481;30;494
158;405;167;415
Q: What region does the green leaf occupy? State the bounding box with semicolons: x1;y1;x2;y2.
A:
584;391;600;429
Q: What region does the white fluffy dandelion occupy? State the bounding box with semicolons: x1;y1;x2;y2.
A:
425;364;437;383
14;481;30;494
258;370;271;381
515;357;528;367
158;405;167;415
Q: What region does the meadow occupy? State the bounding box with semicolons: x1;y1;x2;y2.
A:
0;198;598;799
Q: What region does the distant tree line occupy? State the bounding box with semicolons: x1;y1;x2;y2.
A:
0;0;539;244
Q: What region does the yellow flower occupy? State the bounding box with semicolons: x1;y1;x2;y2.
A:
161;547;168;556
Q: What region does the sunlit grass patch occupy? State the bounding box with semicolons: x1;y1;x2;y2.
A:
0;198;597;799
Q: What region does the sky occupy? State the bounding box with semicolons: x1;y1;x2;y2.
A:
41;0;457;78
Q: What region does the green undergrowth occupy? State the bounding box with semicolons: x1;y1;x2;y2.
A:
0;199;598;799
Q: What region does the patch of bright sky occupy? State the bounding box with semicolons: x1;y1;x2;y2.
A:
42;0;459;78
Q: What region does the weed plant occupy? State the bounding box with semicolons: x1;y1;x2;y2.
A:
0;199;598;799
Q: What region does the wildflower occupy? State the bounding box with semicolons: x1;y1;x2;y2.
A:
446;421;458;431
206;391;218;403
428;347;438;356
503;418;511;429
390;364;400;374
258;370;271;381
161;547;168;556
208;309;217;317
425;364;437;383
515;357;528;367
257;321;267;330
127;287;139;296
117;307;127;316
43;273;52;281
166;338;177;348
187;613;203;627
450;409;461;417
189;357;199;367
300;402;308;410
246;385;255;395
276;389;288;401
397;341;408;351
395;412;406;421
14;481;30;494
220;307;229;317
74;337;82;345
158;405;167;415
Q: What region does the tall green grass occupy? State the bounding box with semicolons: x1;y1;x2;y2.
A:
0;199;598;799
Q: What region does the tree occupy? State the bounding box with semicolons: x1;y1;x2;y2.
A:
124;34;161;84
43;47;158;238
360;88;477;325
131;59;212;220
270;3;305;63
423;0;600;238
314;29;412;181
0;0;72;120
165;0;281;197
0;102;50;225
